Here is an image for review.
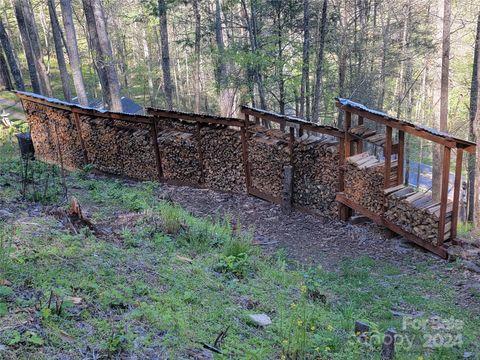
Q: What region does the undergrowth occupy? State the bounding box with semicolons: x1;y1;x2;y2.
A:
0;134;479;358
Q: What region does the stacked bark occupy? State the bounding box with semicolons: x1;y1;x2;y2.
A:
157;129;202;184
23;100;85;170
384;185;452;245
248;126;290;199
343;152;396;214
293;134;339;217
201;125;245;192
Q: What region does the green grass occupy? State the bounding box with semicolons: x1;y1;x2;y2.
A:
0;135;479;359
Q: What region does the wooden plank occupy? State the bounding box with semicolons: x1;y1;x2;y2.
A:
437;146;451;246
241;106;344;139
397;130;405;185
336;193;448;258
384;126;392;188
451;149;463;241
248;187;282;205
148;108;244;127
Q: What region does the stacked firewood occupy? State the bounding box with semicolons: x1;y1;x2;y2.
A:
343;152;396;214
115;124;157;181
248;127;290;199
23;101;58;164
384;185;452;245
79;116;123;175
157;130;202;184
23;100;85;170
293;134;340;217
201;125;246;192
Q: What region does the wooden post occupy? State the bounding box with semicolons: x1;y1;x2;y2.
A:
344;111;352;158
72;111;89;165
437;146;451;245
289;126;295;165
451;148;463;242
397;130;405;185
241;114;252;193
384;126;392;189
357;116;364;153
150;117;163;181
381;329;396;360
338;139;349;221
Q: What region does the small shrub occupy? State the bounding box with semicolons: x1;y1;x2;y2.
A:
216;252;249;277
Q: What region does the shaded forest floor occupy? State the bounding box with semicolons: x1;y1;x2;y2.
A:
1;130;480;359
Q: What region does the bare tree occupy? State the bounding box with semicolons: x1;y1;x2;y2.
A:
311;0;328;123
59;0;88;105
0;47;12;90
158;0;173;110
431;0;451;200
48;0;71;101
0;19;24;90
193;0;201;113
468;12;480;222
299;0;310;119
14;0;41;94
90;0;122;112
475;16;480;228
16;0;52;96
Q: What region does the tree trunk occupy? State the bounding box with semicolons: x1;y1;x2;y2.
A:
468;12;480;222
142;28;155;107
60;0;88;105
311;0;328;123
82;0;110;106
48;0;71;101
0;19;24;90
158;0;173;110
299;0;310;119
14;0;41;94
17;0;52;96
193;0;201;113
240;0;266;109
0;47;12;90
90;0;122;112
432;0;450;201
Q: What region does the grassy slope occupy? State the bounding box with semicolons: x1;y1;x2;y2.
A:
0;130;479;359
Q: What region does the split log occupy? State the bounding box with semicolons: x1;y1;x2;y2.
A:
384;185;452;245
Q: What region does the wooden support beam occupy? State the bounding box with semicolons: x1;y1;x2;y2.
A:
72;111;89;165
397;130;405;185
437;146;451;246
384;126;392;188
451;149;463;241
282;165;293;214
289;126;295;165
357;116;364;153
344;111;352;158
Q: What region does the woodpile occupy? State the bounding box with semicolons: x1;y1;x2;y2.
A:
248;126;290;199
384;185;452;245
157;130;202;184
79;116;123;175
115;124;157;181
23;100;85;170
201;125;245;193
293;134;339;217
343;152;397;214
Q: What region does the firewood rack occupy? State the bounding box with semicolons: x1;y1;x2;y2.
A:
335;98;476;258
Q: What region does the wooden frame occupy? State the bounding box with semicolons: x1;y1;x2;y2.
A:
335;99;475;258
